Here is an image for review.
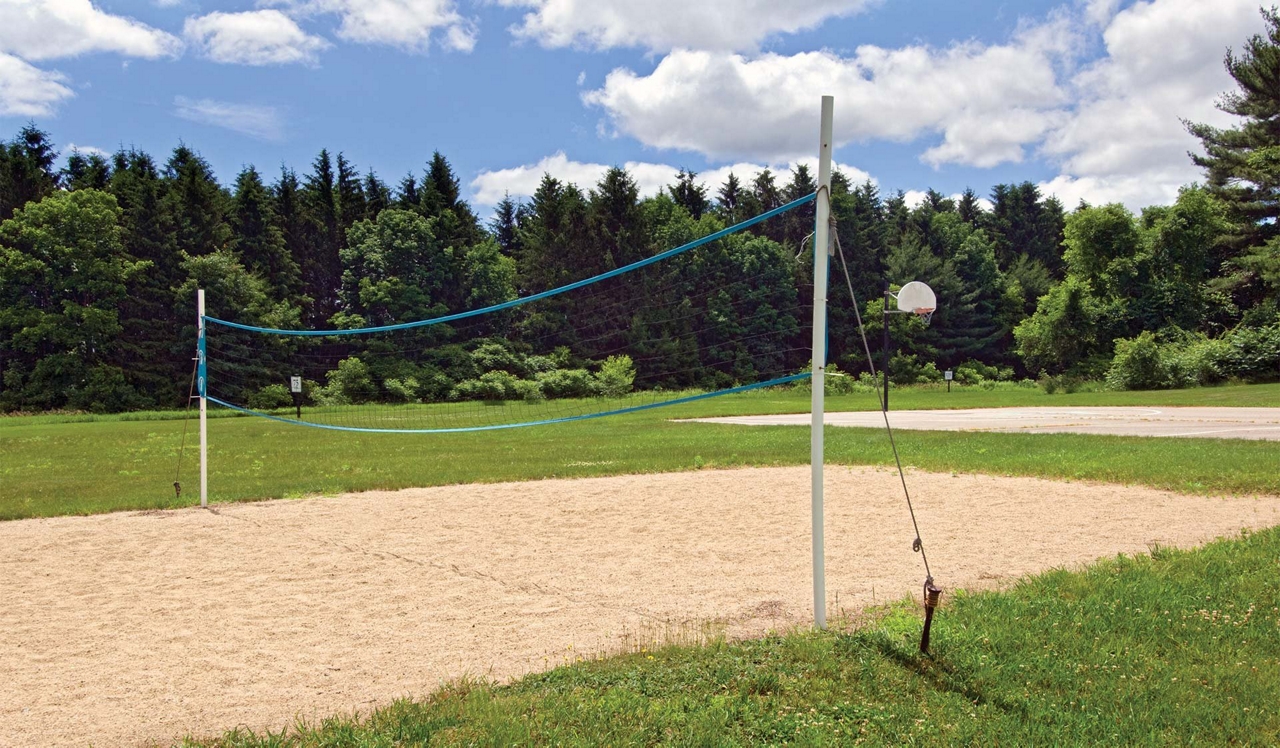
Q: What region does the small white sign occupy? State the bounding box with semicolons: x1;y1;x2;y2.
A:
944;370;953;381
290;376;302;393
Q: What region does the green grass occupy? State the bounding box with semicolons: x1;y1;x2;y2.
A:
184;525;1280;746
3;382;1280;520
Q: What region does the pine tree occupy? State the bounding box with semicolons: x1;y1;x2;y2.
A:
396;173;420;210
272;167;310;305
0;125;59;220
781;164;817;249
1187;6;1280;312
336;153;367;235
301;149;341;322
232;166;299;302
669;169;709;219
716;172;743;225
162;145;231;257
489;193;521;257
63;150;111;191
364;170;392;219
107;149;183;406
957;188;984;227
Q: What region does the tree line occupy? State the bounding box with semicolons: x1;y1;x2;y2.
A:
2;11;1280;413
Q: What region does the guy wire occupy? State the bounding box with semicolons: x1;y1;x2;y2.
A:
831;219;932;580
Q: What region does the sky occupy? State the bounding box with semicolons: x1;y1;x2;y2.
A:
0;0;1267;217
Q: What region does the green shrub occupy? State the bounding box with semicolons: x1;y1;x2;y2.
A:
1220;324;1280;382
535;368;597;399
594;355;636;398
513;378;545;403
1106;331;1170;390
384;377;420;403
451;370;523;402
471;341;527;376
247;383;292;410
316;357;377;405
69;365;142;413
889;353;942;385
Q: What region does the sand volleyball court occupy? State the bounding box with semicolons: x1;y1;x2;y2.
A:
3;466;1280;747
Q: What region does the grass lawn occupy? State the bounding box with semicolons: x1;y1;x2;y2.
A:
3;382;1280;520
185;525;1280;746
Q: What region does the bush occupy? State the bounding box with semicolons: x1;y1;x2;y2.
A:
451;370;523;402
316;357;377;405
1106;331;1170;390
384;377;420;403
1220;323;1280;382
889;353;942;385
69;365;142;413
247;383;292;410
471;341;527;376
594;355;636;398
1039;373;1087;394
952;360;1014;386
513;378;545;403
535;368;597;399
1102;326;1279;391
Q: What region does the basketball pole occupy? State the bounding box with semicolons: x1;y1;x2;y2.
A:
811;95;833;629
198;288;208;509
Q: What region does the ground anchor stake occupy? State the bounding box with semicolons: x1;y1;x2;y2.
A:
920;578;943;654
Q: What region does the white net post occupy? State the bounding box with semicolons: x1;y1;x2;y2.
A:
198;288;208;509
811;95;833;629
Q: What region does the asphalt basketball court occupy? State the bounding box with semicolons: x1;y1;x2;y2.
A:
687;406;1280;440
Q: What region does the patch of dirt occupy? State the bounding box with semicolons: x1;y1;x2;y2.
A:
3;466;1279;747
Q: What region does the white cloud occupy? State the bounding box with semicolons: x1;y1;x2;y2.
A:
185;10;329;66
1039;0;1264;209
499;0;875;53
268;0;476;52
0;0;182;61
583;19;1074;165
469;151;873;207
0;53;73;116
173;96;284;140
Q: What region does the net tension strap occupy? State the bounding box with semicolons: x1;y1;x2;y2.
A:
830;212;943;655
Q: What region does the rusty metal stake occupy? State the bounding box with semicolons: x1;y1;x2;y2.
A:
920;578;943;654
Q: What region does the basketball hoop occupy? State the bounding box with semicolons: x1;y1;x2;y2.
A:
894;281;937;326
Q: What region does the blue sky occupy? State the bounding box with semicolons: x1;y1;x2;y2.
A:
0;0;1265;215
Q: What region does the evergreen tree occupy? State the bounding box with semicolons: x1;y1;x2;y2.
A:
364;170;392;219
272;167;310;304
0;125;59;220
1187;6;1280;314
232;166;299;302
957;187;984;227
162;145;231;257
396;173;420;210
300;149;342;321
63;150;111;191
781;164;817;248
336;153;367;235
716;172;743;225
669;169;709;219
108;149;183;406
489;193;521;257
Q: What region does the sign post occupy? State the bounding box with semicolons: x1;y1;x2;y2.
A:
944;369;953;393
290;376;303;419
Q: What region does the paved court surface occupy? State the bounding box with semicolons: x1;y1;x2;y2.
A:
685;406;1280;440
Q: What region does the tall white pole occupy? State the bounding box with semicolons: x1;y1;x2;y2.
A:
198;288;208;509
811;95;833;629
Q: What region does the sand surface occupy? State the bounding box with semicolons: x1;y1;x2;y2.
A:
3;466;1280;747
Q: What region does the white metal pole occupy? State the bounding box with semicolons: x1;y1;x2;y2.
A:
811;95;833;629
198;288;207;509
